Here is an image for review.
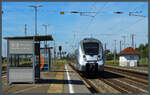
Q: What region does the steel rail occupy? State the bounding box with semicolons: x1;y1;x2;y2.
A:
68;63;101;93
104;66;148;76
68;62;148;94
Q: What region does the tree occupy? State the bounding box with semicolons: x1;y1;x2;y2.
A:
105;53;114;60
136;43;148;59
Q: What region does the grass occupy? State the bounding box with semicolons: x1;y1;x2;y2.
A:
138;59;148;65
55;59;67;64
2;60;6;66
105;60;119;66
105;59;148;67
105;60;119;63
50;59;68;65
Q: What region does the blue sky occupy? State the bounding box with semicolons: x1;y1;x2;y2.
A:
2;2;148;56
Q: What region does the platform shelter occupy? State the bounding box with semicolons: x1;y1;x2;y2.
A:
4;35;53;83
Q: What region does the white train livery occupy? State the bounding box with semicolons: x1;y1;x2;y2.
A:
75;38;104;73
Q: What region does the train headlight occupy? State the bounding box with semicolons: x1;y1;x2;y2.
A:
83;55;87;61
97;55;101;61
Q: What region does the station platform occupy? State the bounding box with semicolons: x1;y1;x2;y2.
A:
3;63;90;94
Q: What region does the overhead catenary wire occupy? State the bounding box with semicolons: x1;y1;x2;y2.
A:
70;3;107;49
3;3;147;55
106;3;147;33
120;18;146;35
131;3;146;12
107;4;146;38
85;2;108;34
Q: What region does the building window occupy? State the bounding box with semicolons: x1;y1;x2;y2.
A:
130;55;134;59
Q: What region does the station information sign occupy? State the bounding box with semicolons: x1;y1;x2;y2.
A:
9;40;33;54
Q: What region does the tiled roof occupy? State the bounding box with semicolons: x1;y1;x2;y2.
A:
104;49;110;54
119;47;139;55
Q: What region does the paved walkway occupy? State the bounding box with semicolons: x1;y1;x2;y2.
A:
63;64;91;93
3;63;90;94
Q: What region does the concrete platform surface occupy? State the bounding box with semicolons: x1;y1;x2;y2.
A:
2;63;91;94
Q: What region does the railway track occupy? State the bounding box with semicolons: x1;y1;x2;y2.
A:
104;66;148;85
69;63;100;93
103;66;148;93
99;77;148;93
69;63;148;93
69;63;121;93
2;71;6;76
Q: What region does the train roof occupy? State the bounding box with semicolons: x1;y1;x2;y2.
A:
80;38;101;44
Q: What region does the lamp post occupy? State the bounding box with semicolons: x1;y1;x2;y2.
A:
42;24;50;54
42;24;50;47
29;5;42;81
42;24;50;35
29;5;42;36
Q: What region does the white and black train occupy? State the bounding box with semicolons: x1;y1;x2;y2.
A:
75;38;104;74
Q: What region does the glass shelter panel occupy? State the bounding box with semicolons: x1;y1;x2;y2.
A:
9;54;33;67
40;48;50;71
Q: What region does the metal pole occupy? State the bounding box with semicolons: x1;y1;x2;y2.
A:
48;49;51;71
32;37;35;83
0;2;2;92
45;26;47;47
104;43;107;51
122;36;126;49
42;24;49;48
45;25;47;35
120;40;122;52
54;40;56;64
35;7;37;36
33;7;37;83
29;4;42;82
24;24;27;36
148;0;150;89
29;5;42;36
6;41;9;84
131;34;134;48
114;40;116;64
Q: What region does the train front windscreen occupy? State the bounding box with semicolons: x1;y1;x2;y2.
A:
83;43;99;55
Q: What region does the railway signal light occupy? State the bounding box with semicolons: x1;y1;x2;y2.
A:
59;46;62;52
1;10;4;14
113;11;124;14
60;11;97;17
71;11;79;13
60;11;64;15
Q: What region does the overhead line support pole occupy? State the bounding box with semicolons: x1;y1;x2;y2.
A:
114;40;116;64
0;2;2;93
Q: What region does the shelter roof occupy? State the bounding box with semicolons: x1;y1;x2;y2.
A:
4;35;53;41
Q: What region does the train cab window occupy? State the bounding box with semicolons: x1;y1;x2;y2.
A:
83;43;99;55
